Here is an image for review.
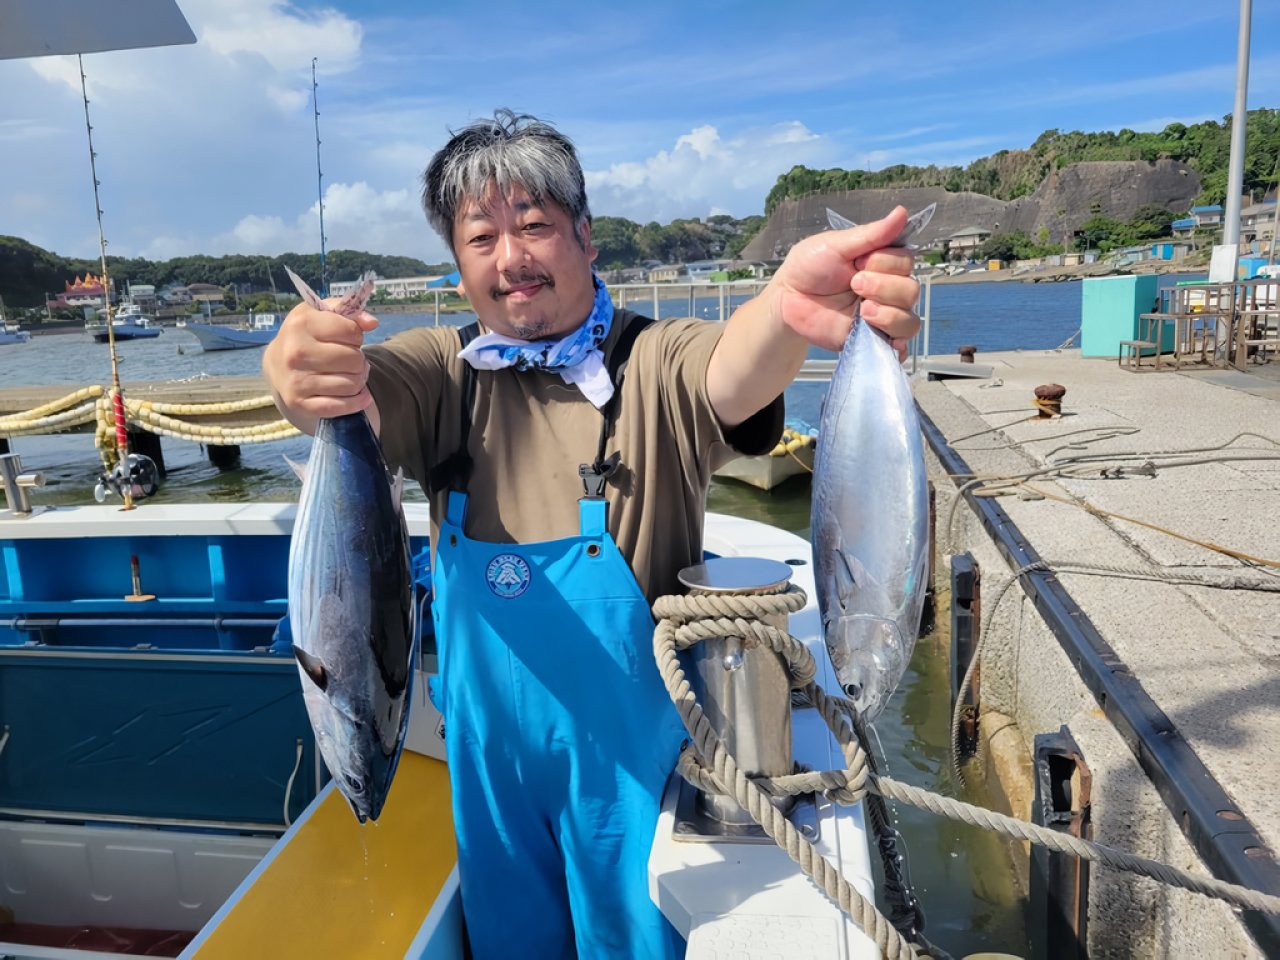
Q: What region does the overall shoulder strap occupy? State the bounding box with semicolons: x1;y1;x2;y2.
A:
579;313;656;498
428;322;482;494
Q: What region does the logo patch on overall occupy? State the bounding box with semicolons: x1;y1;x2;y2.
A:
486;553;531;599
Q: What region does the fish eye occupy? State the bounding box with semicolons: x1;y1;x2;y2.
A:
348;775;365;794
843;682;862;700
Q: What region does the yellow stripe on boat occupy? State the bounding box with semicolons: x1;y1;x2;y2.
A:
190;752;456;959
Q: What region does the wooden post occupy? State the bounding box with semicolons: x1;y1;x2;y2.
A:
208;444;241;470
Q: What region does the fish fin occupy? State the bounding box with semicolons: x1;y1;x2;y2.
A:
283;265;323;308
389;467;404;508
834;550;865;614
283;455;307;483
827;203;937;248
826;208;858;231
292;644;329;691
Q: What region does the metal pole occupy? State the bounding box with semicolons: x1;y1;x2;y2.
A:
1222;0;1251;249
922;273;933;358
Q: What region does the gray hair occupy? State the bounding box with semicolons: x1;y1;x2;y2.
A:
421;109;591;254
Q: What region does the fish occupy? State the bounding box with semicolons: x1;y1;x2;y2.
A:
283;266;416;823
811;204;935;722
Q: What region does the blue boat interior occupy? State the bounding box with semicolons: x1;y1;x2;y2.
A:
0;528;433;829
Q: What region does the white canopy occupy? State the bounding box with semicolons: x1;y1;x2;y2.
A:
0;0;195;60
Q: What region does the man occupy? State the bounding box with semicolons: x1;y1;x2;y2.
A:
264;109;920;959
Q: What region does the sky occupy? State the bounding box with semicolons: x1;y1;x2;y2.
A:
2;0;1279;267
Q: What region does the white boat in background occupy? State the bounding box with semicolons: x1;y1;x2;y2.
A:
0;322;31;346
183;312;282;351
86;303;163;342
715;420;818;491
0;298;31;345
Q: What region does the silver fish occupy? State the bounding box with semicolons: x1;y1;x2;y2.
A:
812;204;935;722
284;266;416;822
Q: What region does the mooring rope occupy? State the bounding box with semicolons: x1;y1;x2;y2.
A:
653;585;1280;960
0;386;299;455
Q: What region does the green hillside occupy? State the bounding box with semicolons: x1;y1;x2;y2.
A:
764;109;1280;214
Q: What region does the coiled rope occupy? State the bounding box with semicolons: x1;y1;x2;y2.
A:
0;386;103;437
653;585;1280;960
0;385;300;471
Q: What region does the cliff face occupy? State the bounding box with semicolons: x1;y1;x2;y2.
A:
740;159;1201;260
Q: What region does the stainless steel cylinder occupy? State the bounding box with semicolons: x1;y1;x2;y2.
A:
677;556;796;825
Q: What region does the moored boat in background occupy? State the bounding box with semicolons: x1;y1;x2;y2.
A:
0;322;31;346
87;303;163;342
183;313;282;352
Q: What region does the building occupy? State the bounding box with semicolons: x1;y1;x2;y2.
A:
1241;200;1277;244
1172;204;1225;236
46;274;109;310
684;259;735;283
328;272;461;299
126;283;157;309
647;264;686;283
947;226;991;258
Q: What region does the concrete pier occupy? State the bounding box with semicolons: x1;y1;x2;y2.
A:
915;348;1280;957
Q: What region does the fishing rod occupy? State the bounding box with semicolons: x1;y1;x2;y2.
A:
312;57;328;297
77;55;158;510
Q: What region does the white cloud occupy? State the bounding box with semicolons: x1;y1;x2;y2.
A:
197;0;362;74
585;122;838;222
206;181;446;263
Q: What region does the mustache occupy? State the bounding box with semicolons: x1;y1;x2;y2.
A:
491;272;553;299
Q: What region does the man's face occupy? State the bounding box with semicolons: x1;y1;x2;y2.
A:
452;181;598;340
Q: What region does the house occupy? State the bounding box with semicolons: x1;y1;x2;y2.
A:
647;264;686;283
1241;200;1277;243
685;259;735;283
126;283;157;309
599;267;648;285
1171;217;1196;238
185;283;226;309
47;273;109;310
948;226;991;258
1189;204;1223;227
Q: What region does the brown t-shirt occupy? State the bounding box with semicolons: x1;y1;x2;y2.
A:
364;309;784;602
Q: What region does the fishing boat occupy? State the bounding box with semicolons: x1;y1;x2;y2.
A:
0;322;31;346
183;313;282;352
1;5;890;956
0;486;882;959
714;420;818;491
0;299;31;345
87;304;163;343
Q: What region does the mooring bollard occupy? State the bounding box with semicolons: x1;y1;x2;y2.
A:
678;556;797;827
1034;383;1067;418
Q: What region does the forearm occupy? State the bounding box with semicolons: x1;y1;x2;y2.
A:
706;285;810;428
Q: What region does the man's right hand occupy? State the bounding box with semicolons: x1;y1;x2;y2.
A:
262;300;381;436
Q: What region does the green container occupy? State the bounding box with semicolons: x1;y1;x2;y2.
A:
1080;275;1171;358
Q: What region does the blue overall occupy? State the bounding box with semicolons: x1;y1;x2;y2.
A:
430;487;687;958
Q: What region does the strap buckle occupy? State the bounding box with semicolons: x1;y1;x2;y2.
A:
578;451;621;499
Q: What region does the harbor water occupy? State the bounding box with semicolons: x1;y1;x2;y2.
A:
0;276;1196;957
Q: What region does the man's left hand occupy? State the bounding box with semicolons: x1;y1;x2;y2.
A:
769;205;921;360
